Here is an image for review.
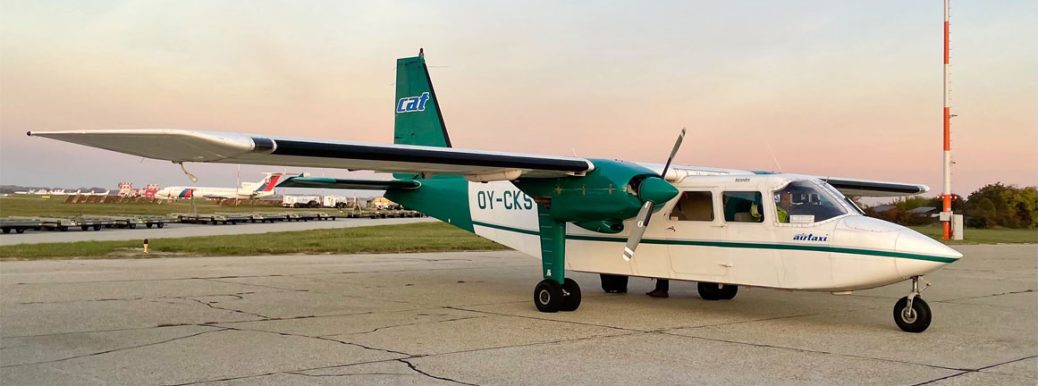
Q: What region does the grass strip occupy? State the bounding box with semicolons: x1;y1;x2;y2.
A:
0;222;507;260
908;225;1036;244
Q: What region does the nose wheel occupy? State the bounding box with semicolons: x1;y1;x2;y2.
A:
534;278;581;312
893;276;932;333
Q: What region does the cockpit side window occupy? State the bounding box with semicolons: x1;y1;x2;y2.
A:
671;191;714;221
723;191;764;223
774;181;848;223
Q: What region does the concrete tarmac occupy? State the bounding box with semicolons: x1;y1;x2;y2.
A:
0;217;435;246
1;244;1034;385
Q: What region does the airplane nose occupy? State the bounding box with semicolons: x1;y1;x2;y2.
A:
893;227;962;278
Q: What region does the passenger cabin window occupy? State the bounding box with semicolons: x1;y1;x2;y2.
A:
774;181;848;223
723;191;764;223
671;191;714;221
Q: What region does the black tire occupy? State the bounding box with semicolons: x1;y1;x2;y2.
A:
129;224;137;229
16;228;25;234
81;225;89;231
93;225;101;231
158;223;165;228
600;274;629;294
560;278;582;312
2;228;10;234
698;282;738;301
893;296;931;333
146;224;153;229
533;279;564;313
59;226;68;232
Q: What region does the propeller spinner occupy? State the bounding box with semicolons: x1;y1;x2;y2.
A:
622;128;685;261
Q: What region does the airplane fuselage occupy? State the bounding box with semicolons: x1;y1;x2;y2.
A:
402;165;960;293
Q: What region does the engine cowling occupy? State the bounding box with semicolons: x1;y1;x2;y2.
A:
514;159;678;228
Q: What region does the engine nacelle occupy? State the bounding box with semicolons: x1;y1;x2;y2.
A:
514;159;678;224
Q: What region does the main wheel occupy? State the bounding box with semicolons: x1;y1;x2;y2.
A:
533;279;564;313
698;282;738;301
560;278;582;312
893;296;931;333
600;274;629;294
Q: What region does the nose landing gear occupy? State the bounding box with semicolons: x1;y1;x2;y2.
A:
893;276;932;333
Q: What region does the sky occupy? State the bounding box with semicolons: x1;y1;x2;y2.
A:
1;0;1035;198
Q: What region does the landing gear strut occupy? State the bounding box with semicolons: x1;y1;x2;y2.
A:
893;276;932;333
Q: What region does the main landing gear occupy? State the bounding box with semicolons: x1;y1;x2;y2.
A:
893;276;932;333
534;278;581;312
697;282;738;300
600;274;629;293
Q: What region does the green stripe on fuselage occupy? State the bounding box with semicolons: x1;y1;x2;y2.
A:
470;220;957;263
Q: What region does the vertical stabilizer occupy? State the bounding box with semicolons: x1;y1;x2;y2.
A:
394;49;452;148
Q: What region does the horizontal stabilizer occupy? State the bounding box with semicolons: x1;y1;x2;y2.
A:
277;176;421;190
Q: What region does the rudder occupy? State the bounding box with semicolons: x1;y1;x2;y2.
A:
394;49;452;148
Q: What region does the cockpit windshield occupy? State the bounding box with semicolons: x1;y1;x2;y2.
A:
774;180;848;224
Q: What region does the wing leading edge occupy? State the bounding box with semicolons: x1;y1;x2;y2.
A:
27;129;593;181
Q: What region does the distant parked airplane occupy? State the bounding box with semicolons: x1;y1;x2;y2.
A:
154;172;291;200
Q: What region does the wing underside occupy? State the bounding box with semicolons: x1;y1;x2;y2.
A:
823;177;929;197
28;129;593;180
276;176;422;190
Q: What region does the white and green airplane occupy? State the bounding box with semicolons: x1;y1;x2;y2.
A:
29;50;961;333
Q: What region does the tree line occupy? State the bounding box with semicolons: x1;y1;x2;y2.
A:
865;183;1037;229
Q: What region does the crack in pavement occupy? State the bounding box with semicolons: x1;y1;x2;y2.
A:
936;288;1037;304
320;316;486;337
398;358;479;385
169;327;645;385
219;325;411;357
0;327;227;368
445;306;640;333
284;370;408;378
201;277;310;292
657;331;991;375
190;298;272;320
13;291;261;305
910;355;1038;385
447;303;990;381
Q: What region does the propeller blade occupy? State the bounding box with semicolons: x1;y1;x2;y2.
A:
660;128;686;179
622;201;655;261
623;128;685;261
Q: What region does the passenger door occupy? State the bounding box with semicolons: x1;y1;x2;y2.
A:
667;190;729;277
722;190;780;286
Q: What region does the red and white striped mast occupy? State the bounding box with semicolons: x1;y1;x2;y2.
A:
941;0;953;240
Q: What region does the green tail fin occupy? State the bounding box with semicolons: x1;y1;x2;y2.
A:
394;50;451;148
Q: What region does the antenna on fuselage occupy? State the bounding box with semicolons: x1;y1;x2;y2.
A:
766;143;784;172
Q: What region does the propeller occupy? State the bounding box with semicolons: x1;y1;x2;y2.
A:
622;128;685;261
